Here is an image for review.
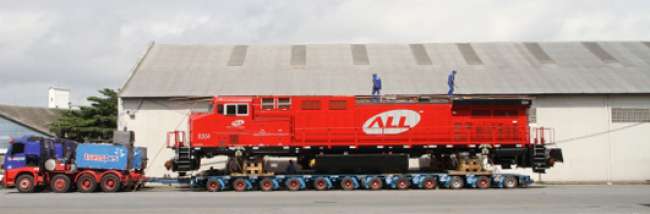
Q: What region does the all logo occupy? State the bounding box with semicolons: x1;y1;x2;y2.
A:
362;109;421;135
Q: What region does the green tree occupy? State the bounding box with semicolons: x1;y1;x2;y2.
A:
50;88;117;142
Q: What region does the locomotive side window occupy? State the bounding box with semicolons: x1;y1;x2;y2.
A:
225;104;237;115
278;98;291;109
224;104;248;116
217;104;224;114
237;104;249;115
261;98;274;110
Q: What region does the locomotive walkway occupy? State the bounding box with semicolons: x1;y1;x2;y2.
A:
1;185;649;213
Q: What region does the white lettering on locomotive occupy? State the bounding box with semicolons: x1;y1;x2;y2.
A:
362;109;421;135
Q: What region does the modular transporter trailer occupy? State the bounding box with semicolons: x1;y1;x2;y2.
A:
190;172;533;192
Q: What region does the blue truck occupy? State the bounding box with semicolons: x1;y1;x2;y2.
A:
2;132;147;193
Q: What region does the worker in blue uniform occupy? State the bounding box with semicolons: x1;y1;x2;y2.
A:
372;73;382;102
447;70;457;97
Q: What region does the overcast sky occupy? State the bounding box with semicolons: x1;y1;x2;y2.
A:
1;0;648;107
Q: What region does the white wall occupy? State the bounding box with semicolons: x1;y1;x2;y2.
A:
118;98;210;177
533;95;650;182
48;87;70;109
120;95;650;182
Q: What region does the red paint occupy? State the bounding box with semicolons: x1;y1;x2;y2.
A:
185;96;530;148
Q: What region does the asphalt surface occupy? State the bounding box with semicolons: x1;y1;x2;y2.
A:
1;185;649;214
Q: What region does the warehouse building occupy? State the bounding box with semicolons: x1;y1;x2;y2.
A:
0;104;62;171
118;42;650;182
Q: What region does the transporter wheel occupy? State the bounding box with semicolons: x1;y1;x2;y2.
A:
395;177;410;190
259;178;274;192
16;174;36;193
77;174;97;193
449;176;464;189
313;177;329;191
50;174;71;193
476;176;491;189
367;177;383;190
100;174;121;193
285;178;301;191
340;177;356;191
206;180;221;192
232;178;248;192
421;176;437;190
503;176;518;189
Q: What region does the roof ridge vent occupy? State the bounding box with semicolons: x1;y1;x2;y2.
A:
456;43;483;65
227;45;248;66
523;42;554;64
409;44;432;65
291;45;306;66
582;42;617;63
351;44;370;65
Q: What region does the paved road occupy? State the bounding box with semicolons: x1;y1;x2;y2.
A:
1;185;649;214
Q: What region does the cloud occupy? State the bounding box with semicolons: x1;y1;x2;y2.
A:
0;0;648;106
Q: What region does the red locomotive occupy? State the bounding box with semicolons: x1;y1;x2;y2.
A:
168;95;562;177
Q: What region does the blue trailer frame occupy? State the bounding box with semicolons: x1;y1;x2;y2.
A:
189;173;533;191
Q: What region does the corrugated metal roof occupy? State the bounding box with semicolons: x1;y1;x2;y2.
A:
0;105;63;136
120;42;650;98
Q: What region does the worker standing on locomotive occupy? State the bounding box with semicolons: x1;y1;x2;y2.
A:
372;73;382;102
447;70;457;96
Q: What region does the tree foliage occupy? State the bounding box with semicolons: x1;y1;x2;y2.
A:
50;88;117;142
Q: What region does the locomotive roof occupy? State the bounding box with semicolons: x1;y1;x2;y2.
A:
120;42;650;98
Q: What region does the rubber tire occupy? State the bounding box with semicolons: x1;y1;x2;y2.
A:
476;176;491;189
450;176;464;190
340;177;356;191
313;177;328;191
395;177;410;190
421;176;437;190
285;178;301;191
16;174;36;193
100;174;121;193
503;176;518;189
206;180;221;192
259;178;274;192
77;174;97;193
50;174;71;193
232;178;248;192
367;177;383;190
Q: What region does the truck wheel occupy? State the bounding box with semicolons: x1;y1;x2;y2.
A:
16;174;36;193
449;176;464;189
206;180;221;192
313;177;329;191
476;176;491;189
285;178;301;191
340;177;356;191
421;176;437;190
259;178;274;192
503;176;518;189
395;177;410;190
77;174;97;193
232;178;248;192
100;174;121;192
367;177;383;190
50;174;71;193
